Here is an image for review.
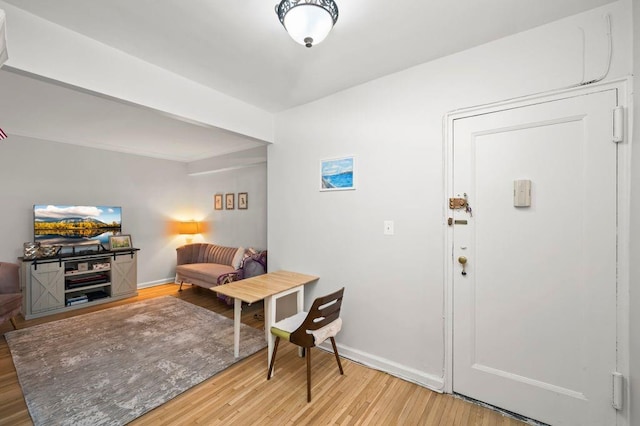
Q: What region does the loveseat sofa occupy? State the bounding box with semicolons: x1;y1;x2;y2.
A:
175;243;267;302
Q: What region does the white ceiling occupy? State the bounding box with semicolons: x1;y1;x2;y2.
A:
0;0;617;161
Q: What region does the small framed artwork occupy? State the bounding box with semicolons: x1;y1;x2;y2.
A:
320;156;355;191
225;193;235;210
214;194;223;210
238;192;248;209
109;234;133;251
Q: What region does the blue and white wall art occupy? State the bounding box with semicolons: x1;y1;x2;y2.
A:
320;156;355;191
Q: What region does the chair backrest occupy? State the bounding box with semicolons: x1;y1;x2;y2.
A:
290;287;344;347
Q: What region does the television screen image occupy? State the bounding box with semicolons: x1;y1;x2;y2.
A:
34;205;122;246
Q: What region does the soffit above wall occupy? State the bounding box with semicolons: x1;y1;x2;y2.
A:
0;69;267;163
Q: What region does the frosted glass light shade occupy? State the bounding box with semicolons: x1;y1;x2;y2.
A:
285;5;333;47
276;1;339;48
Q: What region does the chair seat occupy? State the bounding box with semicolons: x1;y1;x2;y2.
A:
271;311;308;340
271;313;343;345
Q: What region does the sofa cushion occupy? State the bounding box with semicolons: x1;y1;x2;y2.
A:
176;263;235;287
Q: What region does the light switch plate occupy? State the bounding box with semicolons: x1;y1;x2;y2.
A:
384;220;394;235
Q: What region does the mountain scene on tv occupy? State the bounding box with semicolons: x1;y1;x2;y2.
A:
34;205;122;246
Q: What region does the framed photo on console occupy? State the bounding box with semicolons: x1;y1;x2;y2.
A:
109;234;132;251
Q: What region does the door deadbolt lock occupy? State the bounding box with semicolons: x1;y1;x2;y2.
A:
458;256;467;276
449;198;467;209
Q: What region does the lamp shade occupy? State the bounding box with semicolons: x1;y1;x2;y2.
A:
178;221;200;235
276;0;338;48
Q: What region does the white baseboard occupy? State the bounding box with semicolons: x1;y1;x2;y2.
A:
318;341;445;392
137;278;176;289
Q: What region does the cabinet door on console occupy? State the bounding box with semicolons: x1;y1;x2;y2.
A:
29;262;64;314
111;253;137;297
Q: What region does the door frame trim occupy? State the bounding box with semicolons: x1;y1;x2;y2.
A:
442;77;632;424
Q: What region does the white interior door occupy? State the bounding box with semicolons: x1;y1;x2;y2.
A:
452;90;618;426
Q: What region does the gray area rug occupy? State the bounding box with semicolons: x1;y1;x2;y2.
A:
5;296;266;426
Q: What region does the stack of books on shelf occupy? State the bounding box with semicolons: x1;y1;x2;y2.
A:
66;294;88;306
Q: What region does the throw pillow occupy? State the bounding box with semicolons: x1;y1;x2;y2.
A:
232;246;245;269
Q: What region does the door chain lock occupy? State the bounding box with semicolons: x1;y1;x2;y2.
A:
449;193;473;217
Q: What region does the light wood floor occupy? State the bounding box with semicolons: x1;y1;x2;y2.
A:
0;284;526;425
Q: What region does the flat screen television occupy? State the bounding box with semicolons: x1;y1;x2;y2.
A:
34;204;122;247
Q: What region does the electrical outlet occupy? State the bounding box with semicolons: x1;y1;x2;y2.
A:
384;220;394;235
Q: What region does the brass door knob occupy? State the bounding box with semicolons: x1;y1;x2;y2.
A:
458;256;468;276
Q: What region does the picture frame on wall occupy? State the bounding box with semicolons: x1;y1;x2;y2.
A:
320;156;355;191
225;193;235;210
238;192;248;209
214;194;223;210
109;234;132;251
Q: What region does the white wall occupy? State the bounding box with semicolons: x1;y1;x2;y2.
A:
189;164;268;251
269;1;633;390
0;136;268;286
0;135;190;284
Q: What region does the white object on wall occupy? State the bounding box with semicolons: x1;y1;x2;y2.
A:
514;179;532;207
383;220;394;235
0;9;7;68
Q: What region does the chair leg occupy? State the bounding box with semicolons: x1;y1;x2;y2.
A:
178;280;184;292
267;336;280;380
306;347;312;402
330;337;344;375
9;317;17;330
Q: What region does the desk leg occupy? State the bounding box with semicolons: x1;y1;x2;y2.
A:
296;286;304;313
265;296;275;372
234;297;241;358
296;286;304;358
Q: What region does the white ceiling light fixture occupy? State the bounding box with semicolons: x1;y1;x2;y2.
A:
275;0;338;48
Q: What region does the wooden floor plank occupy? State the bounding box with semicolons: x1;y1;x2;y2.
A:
0;283;527;425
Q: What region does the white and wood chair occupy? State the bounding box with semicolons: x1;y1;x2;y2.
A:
267;287;345;402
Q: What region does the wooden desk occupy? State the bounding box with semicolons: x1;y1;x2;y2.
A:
214;270;319;367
